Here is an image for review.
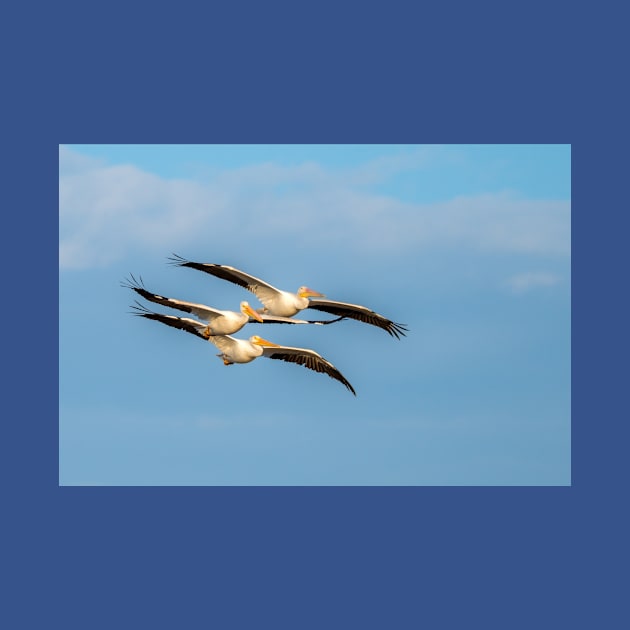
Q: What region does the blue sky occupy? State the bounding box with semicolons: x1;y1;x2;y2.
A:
59;144;570;485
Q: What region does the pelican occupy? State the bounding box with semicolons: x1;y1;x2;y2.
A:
122;275;343;337
130;303;356;395
167;255;408;339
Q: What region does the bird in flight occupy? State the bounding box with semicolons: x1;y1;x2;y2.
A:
122;274;343;337
130;302;356;395
167;254;408;339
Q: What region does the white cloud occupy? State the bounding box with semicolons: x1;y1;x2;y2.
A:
59;146;571;269
504;272;563;294
59;156;224;269
58;144;105;176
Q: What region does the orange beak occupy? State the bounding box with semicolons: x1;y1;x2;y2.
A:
252;336;281;347
243;303;264;323
298;287;325;298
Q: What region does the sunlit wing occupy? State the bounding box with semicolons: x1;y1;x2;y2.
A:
259;344;356;395
306;298;408;339
168;254;283;305
123;275;224;321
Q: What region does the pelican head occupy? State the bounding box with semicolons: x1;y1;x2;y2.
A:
250;335;280;347
297;286;325;298
241;301;263;322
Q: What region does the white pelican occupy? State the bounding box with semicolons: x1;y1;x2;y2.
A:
122;275;343;337
130;303;356;395
167;254;408;339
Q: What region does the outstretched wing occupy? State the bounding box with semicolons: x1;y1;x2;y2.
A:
306;298;408;339
123;274;224;322
257;314;345;326
168;254;283;305
130;302;208;340
259;345;356;395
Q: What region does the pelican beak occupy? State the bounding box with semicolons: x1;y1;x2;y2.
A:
253;336;280;347
299;287;325;298
243;303;264;323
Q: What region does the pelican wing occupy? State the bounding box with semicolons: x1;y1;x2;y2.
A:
130;303;208;339
168;254;283;305
306;298;408;339
123;275;224;321
259;345;356;395
257;314;345;326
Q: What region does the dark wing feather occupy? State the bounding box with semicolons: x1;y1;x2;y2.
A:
256;314;345;326
167;254;280;295
261;346;356;395
306;298;408;339
122;274;222;320
129;302;208;340
122;274;196;315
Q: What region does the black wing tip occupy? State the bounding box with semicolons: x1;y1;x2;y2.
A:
129;300;170;319
128;300;153;316
335;367;356;395
129;302;208;339
166;253;189;266
388;322;409;339
333;371;356;395
121;275;161;304
120;272;145;290
167;253;222;272
322;361;357;396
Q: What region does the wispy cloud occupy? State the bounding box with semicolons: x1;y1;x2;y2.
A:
504;272;563;294
59;146;571;269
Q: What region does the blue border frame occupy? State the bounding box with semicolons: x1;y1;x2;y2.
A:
5;2;623;628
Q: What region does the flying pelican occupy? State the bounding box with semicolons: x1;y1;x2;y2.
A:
167;254;408;339
130;303;356;395
122;275;343;337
